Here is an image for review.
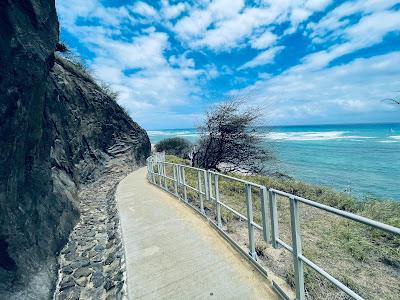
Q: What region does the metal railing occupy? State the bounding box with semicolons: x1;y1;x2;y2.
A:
146;154;400;300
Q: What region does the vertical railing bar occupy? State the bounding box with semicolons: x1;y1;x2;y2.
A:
208;170;213;200
158;162;162;187
151;160;155;183
246;184;256;259
289;196;305;300
204;170;210;202
163;163;167;190
198;170;205;214
182;166;188;202
173;165;178;196
214;174;222;227
269;190;280;248
260;187;271;243
179;165;183;199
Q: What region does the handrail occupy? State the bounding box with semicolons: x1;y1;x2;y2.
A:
270;188;400;235
146;154;399;300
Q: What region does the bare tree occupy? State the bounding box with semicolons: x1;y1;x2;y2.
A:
192;100;272;174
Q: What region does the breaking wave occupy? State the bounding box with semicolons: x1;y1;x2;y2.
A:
261;131;373;141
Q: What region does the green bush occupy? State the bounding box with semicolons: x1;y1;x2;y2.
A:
155;137;192;159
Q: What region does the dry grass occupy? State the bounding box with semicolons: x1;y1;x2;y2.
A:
161;155;400;299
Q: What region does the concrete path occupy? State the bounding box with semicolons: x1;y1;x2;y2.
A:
116;167;277;300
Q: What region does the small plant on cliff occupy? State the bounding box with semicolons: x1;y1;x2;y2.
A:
55;42;69;53
155;137;192;159
191;100;272;173
56;42;120;102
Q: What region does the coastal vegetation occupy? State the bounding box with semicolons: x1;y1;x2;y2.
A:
155;137;192;159
191;101;272;173
164;154;400;299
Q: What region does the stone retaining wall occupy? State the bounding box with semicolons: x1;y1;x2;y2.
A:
54;161;132;300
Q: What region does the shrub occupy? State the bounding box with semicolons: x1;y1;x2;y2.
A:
155;137;192;159
192;100;273;173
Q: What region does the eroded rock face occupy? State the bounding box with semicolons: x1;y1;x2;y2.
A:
0;0;150;298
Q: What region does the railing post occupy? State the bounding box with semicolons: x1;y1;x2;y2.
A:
197;170;205;214
173;165;178;196
246;184;257;259
177;165;182;195
289;196;305;300
182;166;188;202
158;162;162;187
214;174;222;227
204;170;209;202
260;187;271;243
269;190;280;248
163;163;167;190
208;171;213;200
151;161;155;183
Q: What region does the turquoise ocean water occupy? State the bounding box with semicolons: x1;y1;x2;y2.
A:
148;123;400;201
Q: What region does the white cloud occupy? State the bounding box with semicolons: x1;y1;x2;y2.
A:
174;0;333;51
308;0;399;42
173;0;245;40
233;51;400;124
290;8;312;26
305;0;332;11
251;31;277;49
240;46;284;69
161;0;186;19
132;1;158;18
299;9;400;72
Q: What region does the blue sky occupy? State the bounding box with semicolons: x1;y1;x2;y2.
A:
57;0;400;129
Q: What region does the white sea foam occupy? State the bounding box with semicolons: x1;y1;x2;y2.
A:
261;131;373;141
147;130;197;136
389;135;400;140
379;140;398;143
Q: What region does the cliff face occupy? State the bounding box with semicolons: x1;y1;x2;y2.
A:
0;0;150;298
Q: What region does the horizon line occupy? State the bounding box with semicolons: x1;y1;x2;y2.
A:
145;121;400;132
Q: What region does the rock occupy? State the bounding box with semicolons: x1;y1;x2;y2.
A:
113;271;123;282
61;244;75;255
94;244;105;252
68;259;90;269
60;277;75;291
81;241;97;252
62;266;74;275
107;240;116;249
108;259;120;273
92;272;105;288
91;255;103;263
74;276;88;287
88;249;98;258
115;281;124;293
73;267;92;278
104;255;114;265
58;287;81;300
64;251;76;261
104;279;115;291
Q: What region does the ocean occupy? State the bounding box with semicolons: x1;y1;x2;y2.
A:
148;123;400;201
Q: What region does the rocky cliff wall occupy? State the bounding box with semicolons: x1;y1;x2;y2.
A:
0;1;150;298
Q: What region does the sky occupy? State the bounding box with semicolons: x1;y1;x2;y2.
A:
56;0;400;129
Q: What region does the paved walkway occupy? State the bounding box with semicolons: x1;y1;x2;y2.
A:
116;167;277;300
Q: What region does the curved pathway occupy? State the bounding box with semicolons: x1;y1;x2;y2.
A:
116;167;277;299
